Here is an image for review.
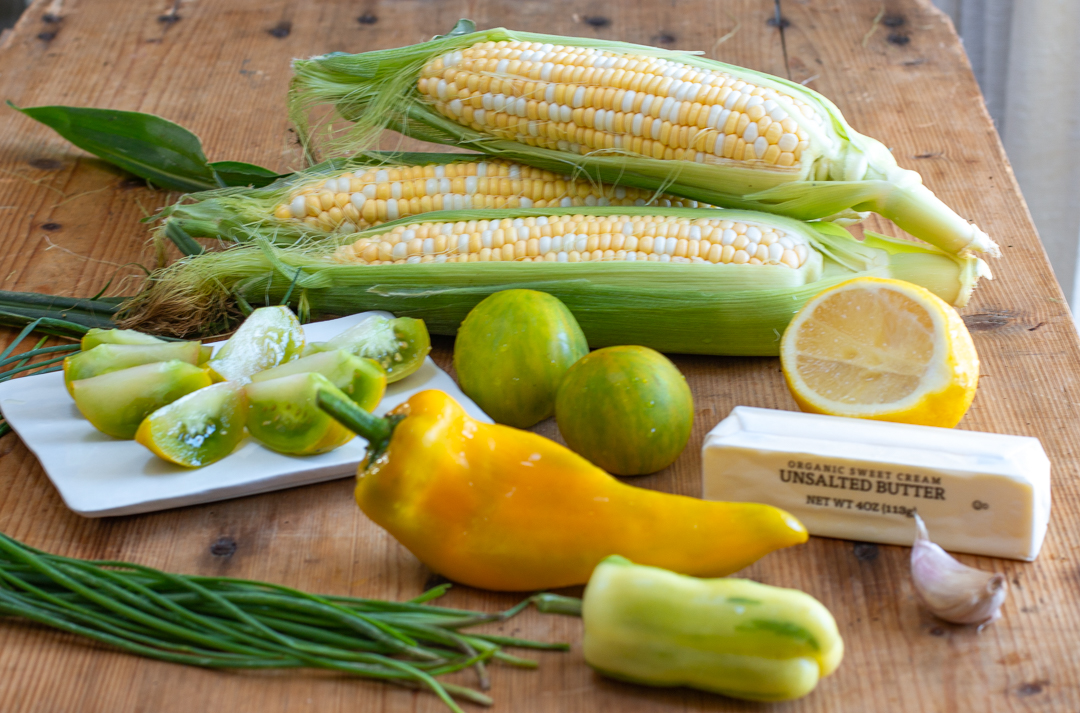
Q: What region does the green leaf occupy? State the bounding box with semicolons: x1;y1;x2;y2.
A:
434;19;476;39
10;103;219;192
209;160;284;188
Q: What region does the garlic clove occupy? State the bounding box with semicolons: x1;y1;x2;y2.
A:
910;513;1008;626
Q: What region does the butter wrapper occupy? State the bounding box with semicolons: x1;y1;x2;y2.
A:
702;407;1051;561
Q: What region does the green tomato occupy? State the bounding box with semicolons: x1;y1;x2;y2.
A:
250;349;386;412
81;328;164;351
244;372;355;455
556;346;693;476
208;306;304;383
304;316;430;383
135;382;247;467
72;361;212;439
454;290;588;428
63;342;204;397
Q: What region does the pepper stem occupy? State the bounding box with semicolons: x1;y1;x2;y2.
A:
316;388;395;454
530;594;583;617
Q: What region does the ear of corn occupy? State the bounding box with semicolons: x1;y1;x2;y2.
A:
158;152;704;255
121;206;985;356
289;25;997;259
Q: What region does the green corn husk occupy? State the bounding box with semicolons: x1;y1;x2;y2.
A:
288;22;998;259
119;206;985;356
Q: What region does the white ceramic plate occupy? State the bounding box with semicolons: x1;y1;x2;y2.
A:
0;312;490;518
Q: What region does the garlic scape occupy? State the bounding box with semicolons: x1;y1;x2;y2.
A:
911;513;1008;626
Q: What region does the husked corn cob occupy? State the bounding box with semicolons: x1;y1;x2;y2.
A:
271;159;702;234
418;43;816;169
157;154;708;255
334;213;809;268
289;24;999;259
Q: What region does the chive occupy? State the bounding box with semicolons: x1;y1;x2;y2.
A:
467;633;573;651
0;317;47;361
0;290;121;313
0;344;78;370
0;531;574;710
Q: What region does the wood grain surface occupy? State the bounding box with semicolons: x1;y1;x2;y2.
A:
0;0;1077;711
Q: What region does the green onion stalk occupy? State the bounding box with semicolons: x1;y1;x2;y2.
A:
0;314;99;437
117;206;987;354
287;21;998;259
0;296;174;436
0;531;575;712
0;291;119;334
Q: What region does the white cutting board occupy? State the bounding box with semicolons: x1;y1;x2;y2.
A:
0;311;490;517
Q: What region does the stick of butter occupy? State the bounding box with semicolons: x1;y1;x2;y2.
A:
702;406;1051;561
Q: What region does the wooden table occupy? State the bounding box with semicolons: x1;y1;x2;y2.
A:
1;0;1077;711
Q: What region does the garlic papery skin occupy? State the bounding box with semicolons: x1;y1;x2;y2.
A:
911;513;1008;626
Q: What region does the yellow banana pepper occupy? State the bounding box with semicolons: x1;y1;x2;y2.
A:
318;389;807;591
583;556;844;701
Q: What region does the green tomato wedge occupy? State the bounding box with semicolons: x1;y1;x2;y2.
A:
81;328;165;351
72;361;212;439
135;382;247;467
249;350;386;411
63;342;204;397
81;329;212;364
208;306;304;383
244;372;354;455
304;316;430;383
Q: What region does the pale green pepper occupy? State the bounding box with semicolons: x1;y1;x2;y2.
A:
582;556;843;702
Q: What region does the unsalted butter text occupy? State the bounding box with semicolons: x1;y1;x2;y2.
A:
780;464;946;500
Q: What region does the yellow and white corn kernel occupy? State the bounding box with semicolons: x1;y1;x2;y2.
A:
271;160;701;232
417;41;819;167
332;214;810;268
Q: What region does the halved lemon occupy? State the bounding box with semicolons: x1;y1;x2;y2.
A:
780;277;979;428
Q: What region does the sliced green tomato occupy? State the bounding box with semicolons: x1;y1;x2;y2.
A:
304;316;430;383
245;372;354;455
207;306;304;383
249;350;386;411
81;328;165;351
72;361;212;439
63;342;204;397
135;382;247;467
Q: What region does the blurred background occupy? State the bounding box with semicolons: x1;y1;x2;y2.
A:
0;0;1075;311
930;0;1080;314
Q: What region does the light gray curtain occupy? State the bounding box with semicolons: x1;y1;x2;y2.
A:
933;0;1080;311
